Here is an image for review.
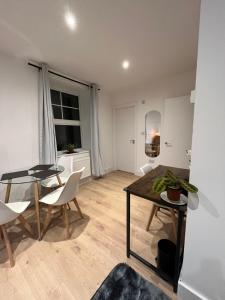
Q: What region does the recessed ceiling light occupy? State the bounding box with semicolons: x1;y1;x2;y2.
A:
122;60;130;69
65;11;77;30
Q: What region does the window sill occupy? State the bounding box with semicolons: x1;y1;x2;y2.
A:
57;149;89;157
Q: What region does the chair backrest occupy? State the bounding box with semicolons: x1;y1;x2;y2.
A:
57;155;73;177
140;163;152;176
56;167;85;205
0;201;18;225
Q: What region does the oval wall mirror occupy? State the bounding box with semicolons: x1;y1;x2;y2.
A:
145;111;161;157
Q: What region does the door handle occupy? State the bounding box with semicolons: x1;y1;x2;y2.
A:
165;142;172;146
130;139;135;144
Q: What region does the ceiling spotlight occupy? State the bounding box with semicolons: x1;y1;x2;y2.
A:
122;60;130;69
65;11;77;30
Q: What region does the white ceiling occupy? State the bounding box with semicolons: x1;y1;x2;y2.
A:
0;0;200;92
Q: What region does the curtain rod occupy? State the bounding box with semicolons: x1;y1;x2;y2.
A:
28;62;92;88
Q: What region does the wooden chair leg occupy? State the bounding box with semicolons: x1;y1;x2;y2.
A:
169;209;177;240
146;205;157;231
67;203;71;210
42;205;53;237
1;225;15;267
155;207;160;216
17;215;33;236
73;198;83;219
0;227;3;240
63;205;70;239
56;175;62;186
60;205;64;216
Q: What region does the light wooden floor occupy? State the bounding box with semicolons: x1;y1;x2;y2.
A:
0;171;177;300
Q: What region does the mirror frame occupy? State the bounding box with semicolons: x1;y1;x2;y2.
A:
145;110;161;158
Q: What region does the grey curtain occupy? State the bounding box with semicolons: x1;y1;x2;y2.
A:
38;64;57;164
90;84;105;177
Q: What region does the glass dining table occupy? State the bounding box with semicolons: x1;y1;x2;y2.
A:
0;164;64;240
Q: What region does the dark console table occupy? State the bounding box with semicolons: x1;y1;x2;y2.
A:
124;165;189;293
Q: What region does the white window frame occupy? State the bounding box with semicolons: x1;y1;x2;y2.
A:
51;89;80;122
54;119;80;126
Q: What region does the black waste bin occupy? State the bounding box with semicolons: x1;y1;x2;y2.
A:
157;239;176;279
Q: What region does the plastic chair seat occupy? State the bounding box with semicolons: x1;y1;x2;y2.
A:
6;201;30;214
39;187;64;206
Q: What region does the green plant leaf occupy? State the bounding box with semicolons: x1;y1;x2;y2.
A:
179;179;198;193
165;170;178;182
164;178;176;186
152;177;167;194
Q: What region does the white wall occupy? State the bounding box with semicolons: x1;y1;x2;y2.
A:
178;2;225;300
98;90;113;173
111;70;196;174
0;52;39;201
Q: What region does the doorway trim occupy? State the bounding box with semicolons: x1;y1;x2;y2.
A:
113;102;138;174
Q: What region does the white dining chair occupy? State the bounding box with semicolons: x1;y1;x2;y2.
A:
0;200;33;267
141;166;177;239
41;155;73;189
40;167;85;239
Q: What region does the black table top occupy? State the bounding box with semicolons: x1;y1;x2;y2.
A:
124;165;189;210
0;164;64;184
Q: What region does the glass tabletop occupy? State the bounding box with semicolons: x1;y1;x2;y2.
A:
0;164;64;184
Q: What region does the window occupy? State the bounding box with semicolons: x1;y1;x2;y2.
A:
51;90;80;120
55;125;81;151
51;89;82;151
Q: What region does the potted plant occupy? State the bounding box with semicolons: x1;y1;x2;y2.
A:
65;144;75;154
152;170;198;201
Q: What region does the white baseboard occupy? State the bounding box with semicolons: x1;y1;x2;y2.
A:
178;280;208;300
135;170;142;177
104;167;114;174
80;176;92;185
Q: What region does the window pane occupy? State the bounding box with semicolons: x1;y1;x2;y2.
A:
51;90;61;105
62;92;79;108
55;125;81;151
52;105;62;119
63;107;80;120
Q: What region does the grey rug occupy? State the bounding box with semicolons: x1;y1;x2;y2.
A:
91;263;171;300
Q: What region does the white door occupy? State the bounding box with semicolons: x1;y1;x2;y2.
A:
160;96;194;168
115;106;135;173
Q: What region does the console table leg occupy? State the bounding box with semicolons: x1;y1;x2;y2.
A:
126;192;131;258
173;209;184;292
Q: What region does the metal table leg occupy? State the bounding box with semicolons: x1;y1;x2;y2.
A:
173;209;185;292
126;191;130;258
